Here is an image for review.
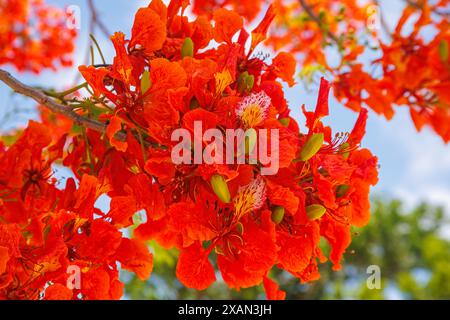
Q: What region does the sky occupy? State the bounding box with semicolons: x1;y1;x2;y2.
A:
0;0;449;230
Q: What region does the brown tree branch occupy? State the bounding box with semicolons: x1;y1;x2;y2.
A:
0;69;164;150
0;69;107;134
298;0;340;44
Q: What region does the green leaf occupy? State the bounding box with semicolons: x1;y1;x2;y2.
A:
71;123;83;135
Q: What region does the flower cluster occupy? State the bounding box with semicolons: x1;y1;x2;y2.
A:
335;5;450;142
0;122;153;299
0;0;378;299
192;0;450;142
0;0;76;72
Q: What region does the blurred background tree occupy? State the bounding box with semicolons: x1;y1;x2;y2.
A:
123;199;450;300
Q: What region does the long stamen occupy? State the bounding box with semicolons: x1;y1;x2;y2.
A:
215;69;233;95
320;132;357;155
233;176;266;221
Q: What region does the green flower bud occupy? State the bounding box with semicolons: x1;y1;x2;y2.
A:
245;128;257;155
300;133;324;161
210;174;231;203
306;204;326;221
439;40;449;63
236;222;244;235
140;70;151;94
181;37;194;58
278;118;290;127
237;71;255;94
237;72;248;92
189;97;200;110
271;206;285;224
336;184;350;198
245;74;254;92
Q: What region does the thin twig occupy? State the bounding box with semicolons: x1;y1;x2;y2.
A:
90;34;107;65
298;0;340;44
373;0;392;41
44;82;87;99
73;0;111;84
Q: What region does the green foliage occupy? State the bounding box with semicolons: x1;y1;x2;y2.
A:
123;199;450;300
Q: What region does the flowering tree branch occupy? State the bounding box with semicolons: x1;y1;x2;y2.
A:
0;68;107;134
0;69;163;148
298;0;340;44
